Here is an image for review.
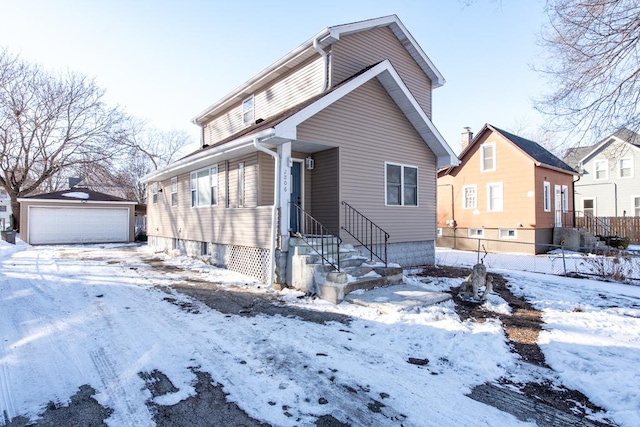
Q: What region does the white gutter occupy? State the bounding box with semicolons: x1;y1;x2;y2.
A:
253;136;280;287
141;128;276;183
313;37;329;93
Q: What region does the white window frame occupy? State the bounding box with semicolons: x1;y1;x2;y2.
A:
151;182;158;204
486;182;503;212
481;142;496;172
618;157;633;179
468;228;484;238
238;162;245;207
543;181;551;212
499;228;517;239
633;196;640;217
384;162;418;207
242;95;254;126
462;185;477;209
594;159;608;180
582;197;595;216
170;177;178;207
190;165;218;207
436;227;443;237
561;184;569;212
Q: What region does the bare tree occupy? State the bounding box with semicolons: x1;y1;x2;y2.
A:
0;49;129;229
536;0;640;142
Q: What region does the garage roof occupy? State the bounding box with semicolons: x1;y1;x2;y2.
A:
18;189;136;204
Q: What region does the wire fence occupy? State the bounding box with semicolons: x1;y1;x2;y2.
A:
436;236;640;284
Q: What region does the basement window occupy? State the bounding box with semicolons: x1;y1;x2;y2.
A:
468;228;484;238
499;228;517;239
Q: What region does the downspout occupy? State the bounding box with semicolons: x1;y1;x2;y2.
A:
313;37;329;92
253;134;279;287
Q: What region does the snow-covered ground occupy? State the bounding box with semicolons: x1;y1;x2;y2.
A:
1;238;639;426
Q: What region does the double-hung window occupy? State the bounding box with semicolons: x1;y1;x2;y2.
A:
594;160;608;180
238;162;245;207
543;181;551;212
242;96;254;126
619;158;633;178
170;177;178;207
481;143;496;172
190;166;218;207
487;182;503;212
462;185;477;209
634;197;640;216
385;163;418;206
151;182;158;204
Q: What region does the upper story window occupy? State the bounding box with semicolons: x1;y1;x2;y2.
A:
242;96;254;126
594;159;608;180
481;143;496;172
0;189;7;199
151;182;158;204
170;177;178;207
543;181;551;212
487;182;503;212
191;166;218;207
385;162;418;206
619;158;633;178
462;185;477;209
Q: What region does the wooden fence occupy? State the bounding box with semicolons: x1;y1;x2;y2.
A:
574;215;640;244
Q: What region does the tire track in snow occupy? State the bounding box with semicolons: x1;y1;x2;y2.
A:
89;347;152;427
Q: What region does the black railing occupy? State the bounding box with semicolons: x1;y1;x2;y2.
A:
341;201;389;266
559;210;613;236
291;203;341;271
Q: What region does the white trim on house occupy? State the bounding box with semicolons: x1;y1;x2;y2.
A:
275;60;458;168
192;15;445;125
594;159;609;180
486;182;503;212
17;198;135;205
384;161;419;207
543;181;551;212
462;184;477;209
618;157;634;179
632;196;640;216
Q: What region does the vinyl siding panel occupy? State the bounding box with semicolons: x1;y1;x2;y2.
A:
146;155;272;249
204;56;324;145
259;151;276;206
298;79;437;244
310;148;339;233
331;26;433;118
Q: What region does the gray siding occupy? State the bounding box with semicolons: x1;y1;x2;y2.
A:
310;148;340;233
576;141;640;217
146;153;273;249
331;26;433;119
297;78;437;244
204;56;324;145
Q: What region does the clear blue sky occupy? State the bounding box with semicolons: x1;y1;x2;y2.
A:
1;0;549;154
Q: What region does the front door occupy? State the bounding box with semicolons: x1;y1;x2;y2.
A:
554;185;562;226
290;161;302;233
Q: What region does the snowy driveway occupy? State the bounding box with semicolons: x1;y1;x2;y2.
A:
1;243;639;426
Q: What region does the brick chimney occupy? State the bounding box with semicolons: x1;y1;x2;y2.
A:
461;127;473;151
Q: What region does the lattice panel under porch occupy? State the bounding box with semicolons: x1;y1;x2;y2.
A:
226;245;270;284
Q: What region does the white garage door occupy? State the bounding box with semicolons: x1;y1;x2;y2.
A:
29;206;130;245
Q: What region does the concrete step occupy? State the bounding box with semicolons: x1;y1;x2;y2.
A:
318;266;404;304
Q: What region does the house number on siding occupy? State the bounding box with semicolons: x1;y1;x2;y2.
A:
283;169;288;193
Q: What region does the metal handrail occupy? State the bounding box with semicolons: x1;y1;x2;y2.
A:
291;203;341;271
341;201;389;266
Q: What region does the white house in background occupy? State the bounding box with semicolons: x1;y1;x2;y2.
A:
0;187;11;229
564;128;640;217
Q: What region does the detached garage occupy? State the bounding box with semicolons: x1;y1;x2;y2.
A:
18;189;137;245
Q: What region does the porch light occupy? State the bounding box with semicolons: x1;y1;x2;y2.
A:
305;156;315;170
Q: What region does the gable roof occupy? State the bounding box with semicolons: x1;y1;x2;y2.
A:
442;124;577;176
18;189;136;204
143;60;458;183
578;127;640;164
193;15;444;125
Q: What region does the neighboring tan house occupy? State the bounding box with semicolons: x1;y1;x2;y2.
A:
142;15;458;287
437;124;578;254
564;128;640;218
0;187;11;230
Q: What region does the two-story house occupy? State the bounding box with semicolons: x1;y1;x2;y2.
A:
142;15;458;288
564;128;640;218
0;187;11;230
437;124;578;254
